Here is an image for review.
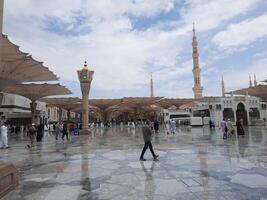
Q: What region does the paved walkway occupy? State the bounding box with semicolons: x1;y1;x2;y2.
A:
1;126;267;200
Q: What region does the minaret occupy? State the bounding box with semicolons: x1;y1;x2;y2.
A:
150;73;154;97
0;0;4;34
254;74;257;86
221;76;225;97
249;75;252;87
192;23;203;99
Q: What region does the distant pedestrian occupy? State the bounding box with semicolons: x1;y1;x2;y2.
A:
140;120;159;161
220;118;228;139
236;118;245;137
170;119;176;134
62;121;69;140
27;123;36;148
0;122;9;149
44;124;49;137
37;123;44;142
153;119;159;133
54;122;61;140
227;119;235;138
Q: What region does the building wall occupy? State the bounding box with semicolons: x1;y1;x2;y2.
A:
192;95;266;126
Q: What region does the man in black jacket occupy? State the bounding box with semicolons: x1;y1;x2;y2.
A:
62;121;69;140
140;120;159;161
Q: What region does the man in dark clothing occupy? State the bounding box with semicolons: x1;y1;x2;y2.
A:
36;124;44;142
62;121;69;140
153;119;159;133
140;120;159;161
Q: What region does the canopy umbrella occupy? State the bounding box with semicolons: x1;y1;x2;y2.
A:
0;35;58;91
228;85;267;101
5;83;71;123
1;35;28;62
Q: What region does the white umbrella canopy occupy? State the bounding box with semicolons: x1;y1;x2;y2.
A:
0;35;58;91
5;83;72;102
0;35;28;62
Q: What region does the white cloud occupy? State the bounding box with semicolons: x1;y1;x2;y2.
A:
2;0;265;98
180;0;261;31
212;14;267;51
212;57;267;94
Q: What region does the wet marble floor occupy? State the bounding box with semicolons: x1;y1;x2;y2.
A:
1;126;267;200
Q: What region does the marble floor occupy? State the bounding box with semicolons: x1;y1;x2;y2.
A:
1;126;267;200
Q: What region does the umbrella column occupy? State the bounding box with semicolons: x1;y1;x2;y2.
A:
77;61;94;134
30;101;37;124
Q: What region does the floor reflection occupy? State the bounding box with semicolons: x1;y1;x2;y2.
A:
1;126;267;200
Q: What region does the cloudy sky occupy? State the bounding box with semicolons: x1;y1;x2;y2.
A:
3;0;267;99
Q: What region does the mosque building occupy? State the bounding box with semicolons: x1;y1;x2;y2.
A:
184;24;267;126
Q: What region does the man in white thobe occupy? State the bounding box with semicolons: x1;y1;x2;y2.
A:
0;122;9;149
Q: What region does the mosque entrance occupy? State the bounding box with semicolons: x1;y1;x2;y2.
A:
223;108;234;122
236;102;248;125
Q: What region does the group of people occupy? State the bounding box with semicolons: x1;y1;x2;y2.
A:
220;118;245;139
26;121;73;148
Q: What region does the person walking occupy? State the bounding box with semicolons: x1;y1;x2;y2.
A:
54;122;61;140
236;118;245;137
170;119;176;134
153;119;159;134
220;118;228;139
27;123;36;148
140;120;159;161
62;121;69;140
227;119;235;138
36;123;44;142
0;122;9;149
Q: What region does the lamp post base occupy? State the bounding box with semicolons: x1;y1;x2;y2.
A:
80;129;91;135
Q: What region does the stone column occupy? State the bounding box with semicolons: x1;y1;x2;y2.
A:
58;107;63;122
30;101;37;124
81;83;89;131
77;61;94;134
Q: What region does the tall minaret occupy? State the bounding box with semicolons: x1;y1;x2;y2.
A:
249;75;252;87
192;23;203;99
150;73;154;97
254;74;257;86
221;76;225;97
0;0;4;34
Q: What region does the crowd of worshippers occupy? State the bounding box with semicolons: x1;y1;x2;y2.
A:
0;121;81;149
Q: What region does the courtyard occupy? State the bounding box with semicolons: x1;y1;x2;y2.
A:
1;126;267;200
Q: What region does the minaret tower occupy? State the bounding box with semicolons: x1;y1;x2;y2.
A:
221;76;225;97
254;74;257;86
0;0;4;34
192;23;203;99
249;75;252;87
150;73;154;97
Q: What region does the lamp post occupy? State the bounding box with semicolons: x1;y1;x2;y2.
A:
77;61;94;134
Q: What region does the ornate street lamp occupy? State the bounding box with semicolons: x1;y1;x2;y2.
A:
77;61;94;134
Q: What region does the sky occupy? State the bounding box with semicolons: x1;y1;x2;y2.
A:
3;0;267;99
